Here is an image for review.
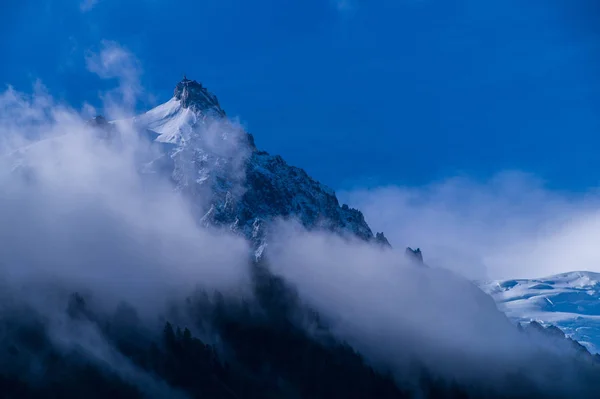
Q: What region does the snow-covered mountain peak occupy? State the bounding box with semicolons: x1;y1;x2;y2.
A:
173;77;225;117
131;78;228;144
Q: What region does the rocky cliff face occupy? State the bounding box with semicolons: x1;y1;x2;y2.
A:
132;78;389;254
173;77;226;118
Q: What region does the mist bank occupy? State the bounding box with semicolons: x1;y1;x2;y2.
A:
341;174;600;280
264;221;600;397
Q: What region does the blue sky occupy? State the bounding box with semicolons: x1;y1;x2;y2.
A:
2;0;600;191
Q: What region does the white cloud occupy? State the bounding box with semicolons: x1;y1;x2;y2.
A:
85;40;143;112
265;221;598;396
0;63;251;393
340;171;600;280
0;80;251;311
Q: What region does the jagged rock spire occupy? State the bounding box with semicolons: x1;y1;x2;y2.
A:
173;77;225;117
405;247;424;264
375;232;391;248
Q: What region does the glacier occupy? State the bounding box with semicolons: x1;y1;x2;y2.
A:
479;271;600;353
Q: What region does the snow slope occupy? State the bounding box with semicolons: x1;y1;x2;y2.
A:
479;271;600;353
134;98;197;144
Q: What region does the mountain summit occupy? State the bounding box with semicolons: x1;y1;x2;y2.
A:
173;77;225;117
132;78;389;255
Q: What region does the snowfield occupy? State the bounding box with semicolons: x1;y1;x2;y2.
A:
479;271;600;353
